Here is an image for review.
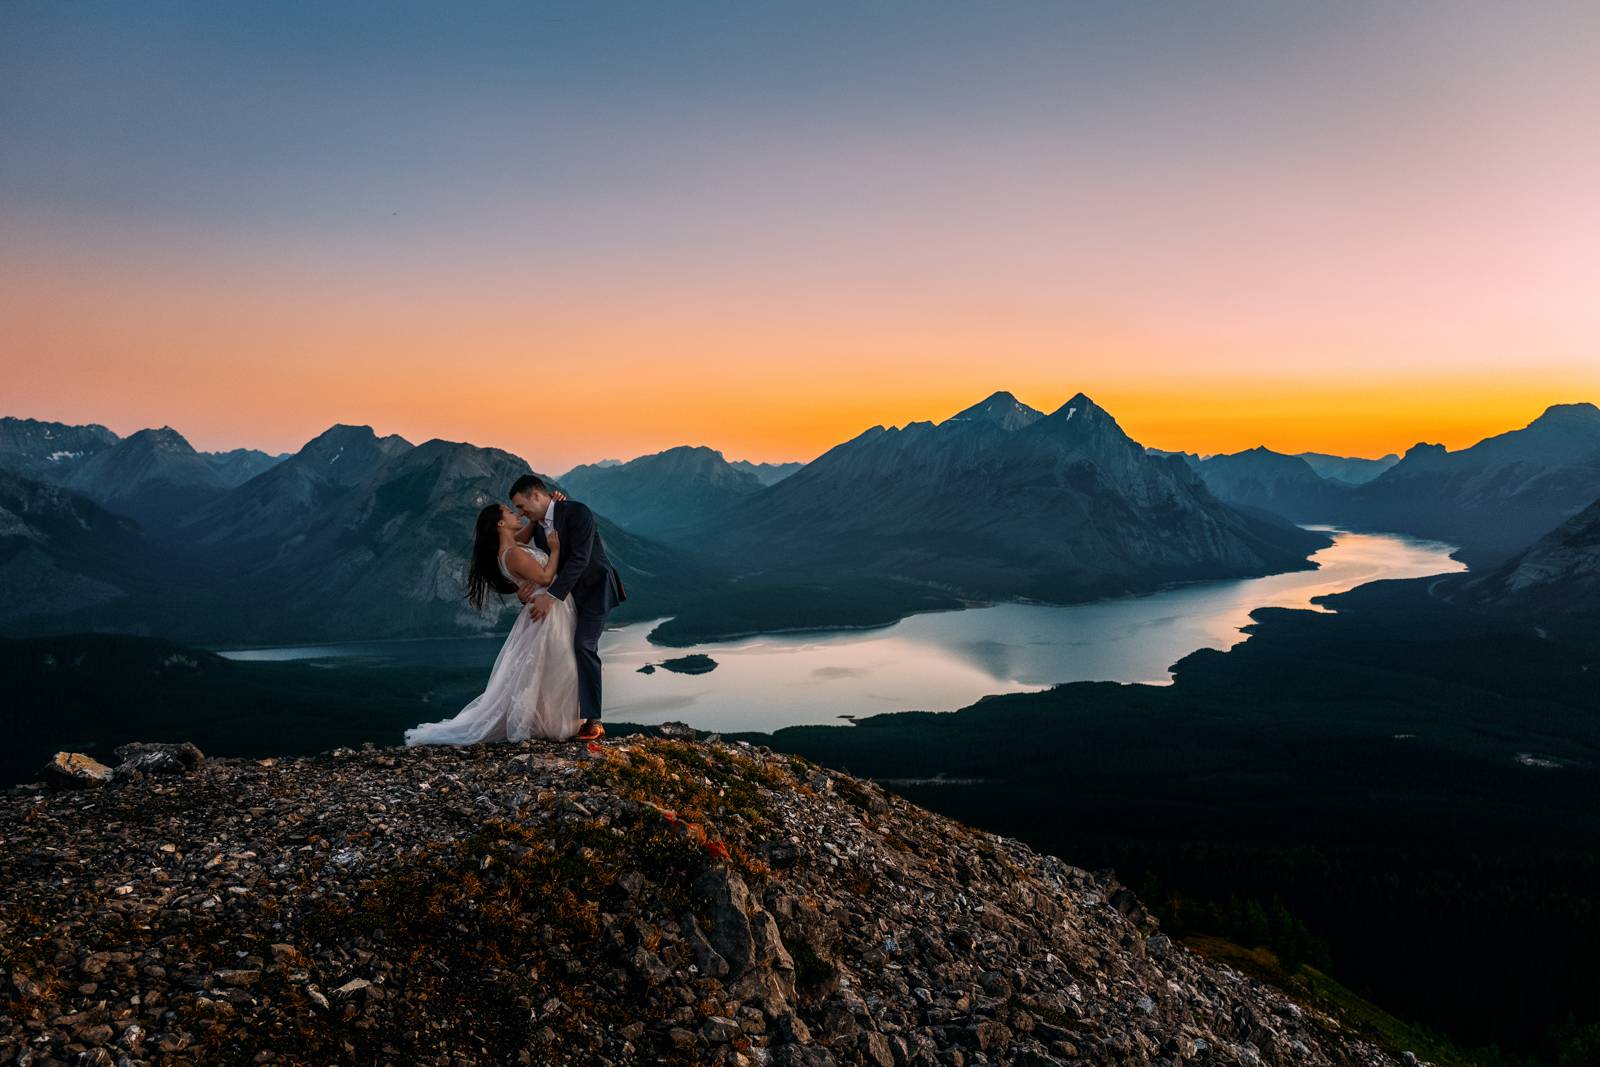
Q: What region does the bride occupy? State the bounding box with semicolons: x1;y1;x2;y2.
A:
404;503;582;745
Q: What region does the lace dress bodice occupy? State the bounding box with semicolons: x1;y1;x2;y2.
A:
499;544;551;591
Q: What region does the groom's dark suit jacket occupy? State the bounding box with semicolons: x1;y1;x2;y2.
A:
532;500;626;614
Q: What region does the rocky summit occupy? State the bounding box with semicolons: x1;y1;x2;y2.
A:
1;733;1414;1067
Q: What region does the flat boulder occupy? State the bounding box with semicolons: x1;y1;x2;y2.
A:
41;752;115;790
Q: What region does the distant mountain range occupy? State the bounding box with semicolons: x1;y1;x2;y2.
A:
729;459;804;485
1142;406;1600;565
9;395;1598;646
642;391;1330;642
0;417;120;477
1295;451;1399;485
0;423;709;644
1186;448;1345;523
1333;402;1600;565
0;418;286;529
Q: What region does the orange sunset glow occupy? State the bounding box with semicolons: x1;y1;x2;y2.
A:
4;3;1597;470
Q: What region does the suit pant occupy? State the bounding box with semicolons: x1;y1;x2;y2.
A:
573;600;608;720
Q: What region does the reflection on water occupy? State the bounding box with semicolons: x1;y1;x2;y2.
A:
220;528;1463;734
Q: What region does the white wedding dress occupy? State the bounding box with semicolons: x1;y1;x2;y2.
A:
404;544;583;745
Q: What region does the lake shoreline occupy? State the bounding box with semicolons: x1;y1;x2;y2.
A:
214;527;1465;736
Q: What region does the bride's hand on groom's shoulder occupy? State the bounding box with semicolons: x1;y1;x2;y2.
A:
551;490;568;502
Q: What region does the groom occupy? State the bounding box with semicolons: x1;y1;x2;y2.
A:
509;474;627;741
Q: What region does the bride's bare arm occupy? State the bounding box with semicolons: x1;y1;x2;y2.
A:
505;533;561;588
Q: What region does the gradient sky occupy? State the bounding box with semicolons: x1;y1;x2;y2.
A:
3;2;1597;470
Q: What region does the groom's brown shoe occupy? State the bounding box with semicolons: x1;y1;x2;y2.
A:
577;721;605;742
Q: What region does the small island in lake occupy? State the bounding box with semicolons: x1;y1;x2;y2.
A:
638;653;718;676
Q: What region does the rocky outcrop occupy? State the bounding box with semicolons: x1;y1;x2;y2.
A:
1;732;1415;1066
38;743;206;791
38;751;115;790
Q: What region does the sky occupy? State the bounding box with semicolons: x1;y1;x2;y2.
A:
3;2;1598;471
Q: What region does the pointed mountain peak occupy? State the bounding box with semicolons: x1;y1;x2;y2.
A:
1045;392;1110;423
289;425;413;483
944;391;1044;431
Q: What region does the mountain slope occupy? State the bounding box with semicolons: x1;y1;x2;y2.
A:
0;472;163;633
1446;496;1600;645
1340;402;1600;564
1196;447;1347;522
64;427;229;529
560;445;768;540
179;424;415;556
0;735;1411;1066
178;429;710;642
694;391;1328;606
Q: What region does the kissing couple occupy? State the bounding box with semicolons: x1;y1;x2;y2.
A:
404;475;627;747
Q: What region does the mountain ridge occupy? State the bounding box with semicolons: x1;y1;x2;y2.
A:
683;390;1329;608
1337;402;1600;564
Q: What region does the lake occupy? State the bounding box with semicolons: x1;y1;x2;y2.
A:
219;527;1464;733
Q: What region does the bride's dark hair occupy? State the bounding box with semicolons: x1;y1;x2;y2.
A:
466;504;517;612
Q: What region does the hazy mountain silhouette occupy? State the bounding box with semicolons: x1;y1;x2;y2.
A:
201;447;287;487
1296;451;1399;485
1194;447;1344;522
728;458;804;485
559;445;767;540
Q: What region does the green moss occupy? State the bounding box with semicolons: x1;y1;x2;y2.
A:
585;741;788;843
